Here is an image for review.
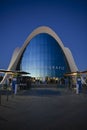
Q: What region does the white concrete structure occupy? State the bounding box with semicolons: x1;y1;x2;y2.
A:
1;26;78;84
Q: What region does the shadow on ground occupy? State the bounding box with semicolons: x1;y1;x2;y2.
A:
17;88;63;96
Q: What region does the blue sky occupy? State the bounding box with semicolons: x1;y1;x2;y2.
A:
0;0;87;71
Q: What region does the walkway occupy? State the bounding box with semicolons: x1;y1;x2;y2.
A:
0;87;87;130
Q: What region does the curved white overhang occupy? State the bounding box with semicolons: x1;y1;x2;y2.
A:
8;26;69;71
17;26;78;72
64;47;78;72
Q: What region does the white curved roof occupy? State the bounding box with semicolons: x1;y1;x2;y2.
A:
18;26;78;71
1;26;78;84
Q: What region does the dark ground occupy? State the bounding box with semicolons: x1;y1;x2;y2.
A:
0;87;87;130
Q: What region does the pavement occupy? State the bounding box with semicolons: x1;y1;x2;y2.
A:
0;87;87;130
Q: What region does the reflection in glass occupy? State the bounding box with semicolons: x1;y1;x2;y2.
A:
18;33;70;78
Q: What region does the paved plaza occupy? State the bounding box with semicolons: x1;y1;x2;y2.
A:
0;87;87;130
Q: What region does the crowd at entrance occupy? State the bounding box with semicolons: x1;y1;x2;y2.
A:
0;74;87;95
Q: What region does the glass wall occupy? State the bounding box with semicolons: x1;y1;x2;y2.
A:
19;33;70;78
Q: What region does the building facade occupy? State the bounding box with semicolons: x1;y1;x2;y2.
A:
1;26;78;83
18;33;70;79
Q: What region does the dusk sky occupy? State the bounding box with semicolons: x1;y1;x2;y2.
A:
0;0;87;71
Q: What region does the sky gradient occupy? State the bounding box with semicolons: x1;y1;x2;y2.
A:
0;0;87;71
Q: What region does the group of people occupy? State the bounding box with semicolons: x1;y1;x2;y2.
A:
64;75;87;94
4;76;31;94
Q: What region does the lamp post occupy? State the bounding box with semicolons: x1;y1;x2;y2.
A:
0;92;1;105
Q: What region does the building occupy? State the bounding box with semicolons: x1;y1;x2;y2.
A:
1;26;78;83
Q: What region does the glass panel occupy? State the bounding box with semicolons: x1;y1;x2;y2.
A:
19;33;70;78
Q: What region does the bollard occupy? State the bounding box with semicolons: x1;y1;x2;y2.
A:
14;84;17;95
76;84;79;94
6;87;9;101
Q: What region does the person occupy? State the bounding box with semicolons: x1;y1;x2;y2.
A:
76;75;82;94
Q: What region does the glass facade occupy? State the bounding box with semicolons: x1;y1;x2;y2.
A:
18;33;70;79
